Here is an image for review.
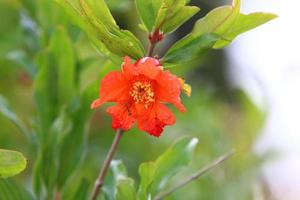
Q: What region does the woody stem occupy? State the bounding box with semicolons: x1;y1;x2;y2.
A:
91;128;124;200
147;41;157;57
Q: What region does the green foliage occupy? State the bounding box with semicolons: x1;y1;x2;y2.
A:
0;149;26;178
163;33;220;63
103;137;198;200
32;25;95;198
0;179;33;200
138;137;198;199
163;0;276;64
0;95;31;140
70;179;91;200
136;0;199;34
0;0;276;199
115;178;136;200
55;0;145;60
214;12;277;49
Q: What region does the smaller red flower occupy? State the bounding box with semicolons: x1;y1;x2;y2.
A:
91;56;186;137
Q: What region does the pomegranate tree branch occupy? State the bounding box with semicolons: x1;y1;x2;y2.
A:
147;29;164;57
154;150;236;200
91;128;124;200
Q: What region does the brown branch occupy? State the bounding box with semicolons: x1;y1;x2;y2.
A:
91;129;124;200
154;150;236;200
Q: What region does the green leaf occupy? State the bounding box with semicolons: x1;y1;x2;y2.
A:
36;0;68;29
49;26;76;105
213;12;277;49
56;0;145;59
54;0;121;63
115;178;136;200
103;160;129;200
33;28;76;197
84;0;118;29
110;160;128;181
135;0;199;34
0;95;31;140
69;179;90;200
56;110;86;189
162;6;200;34
0;179;33;200
163;33;220;63
163;0;240;63
135;0;155;32
34;49;59;135
152;137;199;193
137;137;199;198
55;80;96;190
154;0;185;28
0;149;27;178
193;0;241;36
137;162;156;200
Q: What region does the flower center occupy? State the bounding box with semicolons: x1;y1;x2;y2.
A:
130;81;155;107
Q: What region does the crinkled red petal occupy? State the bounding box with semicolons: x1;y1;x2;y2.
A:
155;71;186;112
122;56;137;77
107;103;135;131
135;57;162;79
91;71;130;109
137;103;176;137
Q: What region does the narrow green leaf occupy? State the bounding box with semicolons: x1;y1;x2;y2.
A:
49;26;76;105
136;0;199;34
36;0;67;28
135;0;155;32
137;137;199;198
56;0;145;59
54;0;121;63
84;0;118;29
214;12;277;49
155;0;186;29
162;6;200;34
163;0;240;63
0;149;27;178
69;179;90;200
188;0;240;38
0;179;33;200
115;178;136;200
163;33;220;63
151;137;199;193
32;157;43;198
56;113;86;189
79;0;145;58
137;162;156;200
0;95;31;140
34;50;59;135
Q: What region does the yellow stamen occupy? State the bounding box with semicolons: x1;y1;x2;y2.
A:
130;81;155;108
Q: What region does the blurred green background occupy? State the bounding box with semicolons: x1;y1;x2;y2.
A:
0;0;271;199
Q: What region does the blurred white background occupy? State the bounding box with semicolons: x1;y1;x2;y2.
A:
229;1;300;199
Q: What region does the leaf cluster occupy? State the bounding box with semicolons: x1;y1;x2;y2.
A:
56;0;277;66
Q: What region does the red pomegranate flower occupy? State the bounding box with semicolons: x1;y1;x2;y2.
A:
91;56;186;137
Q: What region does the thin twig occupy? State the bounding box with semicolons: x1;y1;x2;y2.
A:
154;150;236;200
147;42;157;57
91;129;124;200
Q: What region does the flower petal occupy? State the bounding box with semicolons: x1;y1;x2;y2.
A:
91;71;130;109
135;57;162;79
107;103;135;131
137;103;176;137
122;56;137;77
155;71;186;112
